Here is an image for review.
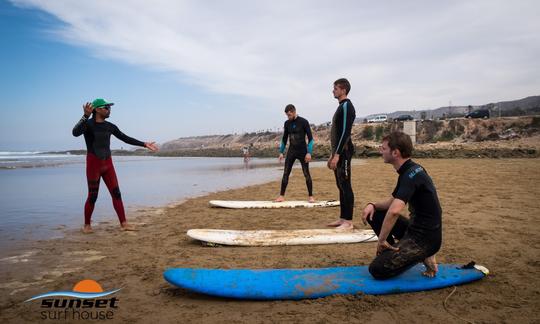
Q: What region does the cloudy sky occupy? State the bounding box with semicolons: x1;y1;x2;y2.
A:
1;0;539;150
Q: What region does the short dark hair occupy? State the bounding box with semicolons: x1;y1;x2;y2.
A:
382;131;413;158
334;78;351;95
284;104;296;113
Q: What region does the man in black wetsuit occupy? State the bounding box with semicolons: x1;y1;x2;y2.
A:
327;78;356;230
72;98;158;233
275;104;315;203
362;131;442;279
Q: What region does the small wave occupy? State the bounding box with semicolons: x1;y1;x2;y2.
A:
0;151;43;156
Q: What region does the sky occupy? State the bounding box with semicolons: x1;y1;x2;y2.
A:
1;0;539;151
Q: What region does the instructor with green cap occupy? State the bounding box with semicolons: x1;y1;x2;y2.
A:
72;98;158;233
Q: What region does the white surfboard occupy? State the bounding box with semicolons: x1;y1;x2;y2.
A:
187;228;378;246
208;200;340;209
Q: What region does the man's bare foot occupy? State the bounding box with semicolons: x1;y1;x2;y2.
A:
336;221;354;230
327;219;344;227
120;222;137;231
308;196;315;203
81;225;93;234
274;196;285;202
422;255;438;277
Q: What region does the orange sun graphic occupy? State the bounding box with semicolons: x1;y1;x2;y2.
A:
72;279;104;293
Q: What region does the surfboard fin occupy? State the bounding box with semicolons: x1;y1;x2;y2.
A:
459;261;489;275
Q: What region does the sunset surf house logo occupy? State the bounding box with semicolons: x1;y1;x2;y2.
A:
25;279;121;321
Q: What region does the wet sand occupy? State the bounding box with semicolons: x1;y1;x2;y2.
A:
1;158;539;323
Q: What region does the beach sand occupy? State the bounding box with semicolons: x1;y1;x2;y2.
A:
1;158;539;323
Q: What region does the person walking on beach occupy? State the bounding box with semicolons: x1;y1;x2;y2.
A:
72;98;158;233
327;78;356;230
276;104;315;203
362;131;442;278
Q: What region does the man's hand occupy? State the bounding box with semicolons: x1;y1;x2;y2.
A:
376;240;399;255
145;142;159;152
329;154;339;170
83;102;93;117
304;153;312;163
278;153;284;163
362;204;375;225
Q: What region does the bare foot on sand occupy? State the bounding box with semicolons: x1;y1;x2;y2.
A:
81;225;94;234
422;255;438;277
274;196;285;202
327;219;344;227
308;196;315;203
336;221;354;230
120;222;137;231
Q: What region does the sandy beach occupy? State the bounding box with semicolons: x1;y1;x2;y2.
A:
1;158;539;323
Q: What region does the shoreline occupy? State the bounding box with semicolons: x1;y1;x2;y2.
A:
1;158;539;323
0;156;285;251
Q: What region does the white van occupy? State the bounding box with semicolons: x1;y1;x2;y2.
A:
367;115;388;123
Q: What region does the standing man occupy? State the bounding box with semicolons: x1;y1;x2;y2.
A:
276;104;315;203
362;131;442;279
72;98;158;233
328;78;356;230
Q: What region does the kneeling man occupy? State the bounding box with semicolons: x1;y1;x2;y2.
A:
362;131;442;279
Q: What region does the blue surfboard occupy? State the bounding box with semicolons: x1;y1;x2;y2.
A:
163;263;488;300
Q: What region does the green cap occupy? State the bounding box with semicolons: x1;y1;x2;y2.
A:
92;98;114;108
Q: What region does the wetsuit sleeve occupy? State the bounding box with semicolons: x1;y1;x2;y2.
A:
392;176;415;204
111;124;146;147
72;115;89;137
279;121;288;154
334;101;355;155
305;120;314;154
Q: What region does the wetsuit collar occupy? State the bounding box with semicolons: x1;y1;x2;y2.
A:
339;98;349;104
397;159;414;175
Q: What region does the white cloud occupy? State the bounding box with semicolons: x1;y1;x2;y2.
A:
12;0;540;120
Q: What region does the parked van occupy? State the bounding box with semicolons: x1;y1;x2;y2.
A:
367;115;388;123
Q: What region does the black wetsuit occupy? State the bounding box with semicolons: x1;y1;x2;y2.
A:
368;159;443;279
72;115;145;159
330;99;356;220
279;116;314;196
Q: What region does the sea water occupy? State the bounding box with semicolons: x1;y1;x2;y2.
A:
0;153;284;249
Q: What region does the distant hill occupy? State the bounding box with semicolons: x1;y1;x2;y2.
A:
359;95;540;121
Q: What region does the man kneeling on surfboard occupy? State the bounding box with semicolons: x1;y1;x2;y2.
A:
362;131;442;279
275;104;315;203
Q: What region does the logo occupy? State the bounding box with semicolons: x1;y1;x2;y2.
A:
408;166;424;179
25;279;121;321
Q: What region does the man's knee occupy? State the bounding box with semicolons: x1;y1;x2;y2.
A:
368;260;393;280
367;210;386;226
111;187;122;199
87;193;98;204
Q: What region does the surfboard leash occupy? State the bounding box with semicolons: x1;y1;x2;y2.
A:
443;286;475;324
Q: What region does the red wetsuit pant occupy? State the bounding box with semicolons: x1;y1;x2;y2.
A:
84;153;126;225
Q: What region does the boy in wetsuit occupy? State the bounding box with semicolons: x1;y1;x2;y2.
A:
362;131;442;278
275;104;315;203
72;98;158;233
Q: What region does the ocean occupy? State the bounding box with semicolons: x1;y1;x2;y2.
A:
0;152;285;250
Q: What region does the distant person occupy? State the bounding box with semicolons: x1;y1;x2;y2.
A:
327;78;356;230
72;98;158;234
276;104;315;203
362;131;442;279
242;146;250;163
